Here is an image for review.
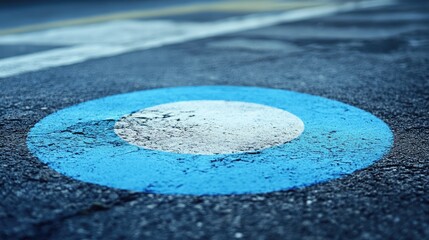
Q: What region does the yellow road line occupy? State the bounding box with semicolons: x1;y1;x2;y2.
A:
0;1;323;36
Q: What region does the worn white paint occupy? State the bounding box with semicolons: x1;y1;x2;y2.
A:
208;38;303;53
114;100;304;155
0;20;207;46
0;0;394;78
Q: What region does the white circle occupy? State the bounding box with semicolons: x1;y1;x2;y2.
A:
114;100;304;155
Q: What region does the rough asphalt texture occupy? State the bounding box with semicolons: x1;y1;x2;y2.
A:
0;0;428;239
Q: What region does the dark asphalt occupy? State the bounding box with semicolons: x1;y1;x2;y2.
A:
1;0;428;239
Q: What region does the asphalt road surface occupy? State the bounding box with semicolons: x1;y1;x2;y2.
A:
0;0;428;239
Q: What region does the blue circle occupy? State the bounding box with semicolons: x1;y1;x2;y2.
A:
27;86;393;195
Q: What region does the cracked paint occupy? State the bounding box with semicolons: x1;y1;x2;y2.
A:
114;100;304;155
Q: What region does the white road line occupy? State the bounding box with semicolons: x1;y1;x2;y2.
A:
0;0;394;78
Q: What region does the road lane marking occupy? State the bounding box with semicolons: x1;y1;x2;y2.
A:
27;86;393;195
0;0;395;78
208;38;303;52
0;1;321;36
0;20;209;46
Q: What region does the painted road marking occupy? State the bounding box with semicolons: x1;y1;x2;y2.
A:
0;1;322;36
0;20;209;46
114;100;304;155
0;0;394;78
27;86;393;195
208;38;303;53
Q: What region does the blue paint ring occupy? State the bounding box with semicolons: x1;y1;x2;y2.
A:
27;86;393;195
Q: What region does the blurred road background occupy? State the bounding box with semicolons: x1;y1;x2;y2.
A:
0;0;428;239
